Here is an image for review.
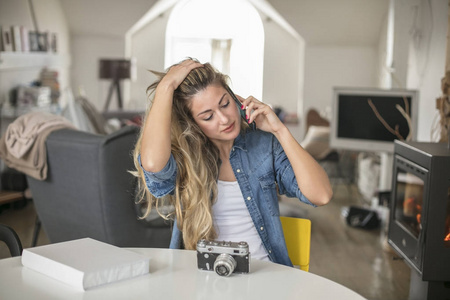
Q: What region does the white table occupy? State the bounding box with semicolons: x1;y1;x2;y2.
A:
0;248;366;299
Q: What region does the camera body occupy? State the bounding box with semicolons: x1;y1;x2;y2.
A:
197;239;250;276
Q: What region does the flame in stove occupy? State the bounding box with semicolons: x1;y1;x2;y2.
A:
416;204;422;212
445;233;450;242
416;213;421;224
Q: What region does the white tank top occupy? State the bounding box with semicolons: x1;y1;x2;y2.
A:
213;180;270;261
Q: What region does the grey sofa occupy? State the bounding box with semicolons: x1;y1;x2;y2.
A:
26;125;172;248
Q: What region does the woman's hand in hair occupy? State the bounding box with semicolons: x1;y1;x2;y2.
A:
238;95;286;134
159;59;203;92
141;59;202;173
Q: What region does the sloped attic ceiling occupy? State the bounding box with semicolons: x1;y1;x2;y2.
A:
60;0;388;46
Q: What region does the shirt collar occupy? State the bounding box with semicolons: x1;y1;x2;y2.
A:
232;131;249;152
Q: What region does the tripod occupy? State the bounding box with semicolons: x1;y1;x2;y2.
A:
103;78;123;112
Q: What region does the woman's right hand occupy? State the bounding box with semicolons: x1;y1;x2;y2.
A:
159;59;203;92
141;59;202;173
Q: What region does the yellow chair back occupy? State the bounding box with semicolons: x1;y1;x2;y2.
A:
280;216;311;272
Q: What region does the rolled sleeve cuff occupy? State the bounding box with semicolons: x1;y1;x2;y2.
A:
280;164;317;208
138;154;177;197
292;179;317;208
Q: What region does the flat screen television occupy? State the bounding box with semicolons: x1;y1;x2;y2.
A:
330;87;419;153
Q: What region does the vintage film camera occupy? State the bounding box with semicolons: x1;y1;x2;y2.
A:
196;239;250;276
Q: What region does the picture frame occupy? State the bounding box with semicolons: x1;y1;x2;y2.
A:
29;31;39;51
28;31;48;52
37;32;47;51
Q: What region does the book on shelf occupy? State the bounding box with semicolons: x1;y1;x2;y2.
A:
20;26;30;52
12;26;22;52
1;26;13;52
16;85;52;107
21;238;150;290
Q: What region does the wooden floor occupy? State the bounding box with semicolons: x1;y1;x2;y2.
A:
0;183;411;299
280;183;411;300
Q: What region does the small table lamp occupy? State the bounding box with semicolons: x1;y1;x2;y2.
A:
99;59;131;112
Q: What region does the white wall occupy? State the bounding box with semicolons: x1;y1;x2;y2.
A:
127;11;170;109
262;15;304;114
391;0;412;89
377;0;391;89
303;45;378;126
260;13;304;141
70;34;125;110
60;0;155;111
404;0;447;142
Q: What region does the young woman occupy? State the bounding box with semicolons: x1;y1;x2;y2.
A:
133;59;332;266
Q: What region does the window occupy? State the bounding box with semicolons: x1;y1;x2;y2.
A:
166;0;264;99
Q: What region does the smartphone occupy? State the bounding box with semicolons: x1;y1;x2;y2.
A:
225;86;256;130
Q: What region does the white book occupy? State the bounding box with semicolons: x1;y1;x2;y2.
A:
12;26;22;52
20;26;29;52
21;238;150;290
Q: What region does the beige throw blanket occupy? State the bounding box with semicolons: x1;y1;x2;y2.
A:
0;111;75;180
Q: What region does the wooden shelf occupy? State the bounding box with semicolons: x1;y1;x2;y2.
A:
1;104;62;119
0;52;70;70
0;191;24;205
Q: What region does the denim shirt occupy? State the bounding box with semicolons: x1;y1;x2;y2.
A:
140;129;316;267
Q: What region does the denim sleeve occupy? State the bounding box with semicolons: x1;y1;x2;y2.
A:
272;137;317;207
138;154;177;198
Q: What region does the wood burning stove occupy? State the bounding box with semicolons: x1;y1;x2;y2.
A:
388;140;450;299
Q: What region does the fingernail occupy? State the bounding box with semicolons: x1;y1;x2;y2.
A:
241;105;245;109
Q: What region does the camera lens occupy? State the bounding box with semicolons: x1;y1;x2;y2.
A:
214;253;237;277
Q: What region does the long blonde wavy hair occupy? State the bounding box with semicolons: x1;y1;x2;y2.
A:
133;62;244;250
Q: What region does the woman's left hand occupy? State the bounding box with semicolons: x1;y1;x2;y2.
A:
237;95;286;134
